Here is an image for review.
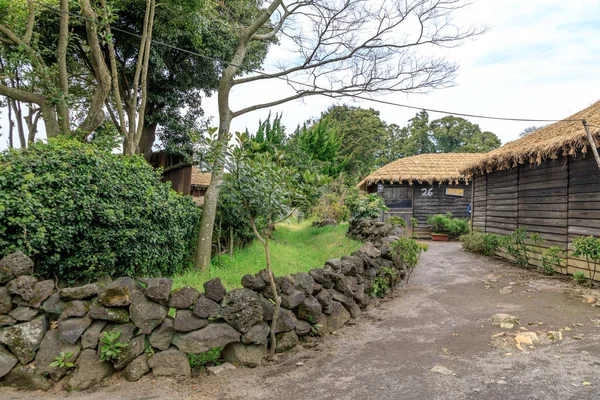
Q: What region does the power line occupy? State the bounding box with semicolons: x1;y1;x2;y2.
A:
32;2;590;124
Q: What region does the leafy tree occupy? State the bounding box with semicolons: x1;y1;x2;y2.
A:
519;125;545;137
402;110;436;156
195;0;485;270
224;134;306;358
430;115;501;153
378;123;410;166
290;118;346;177
245;112;286;155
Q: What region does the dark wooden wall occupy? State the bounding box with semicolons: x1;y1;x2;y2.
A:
149;152;192;195
412;182;472;224
472;154;600;277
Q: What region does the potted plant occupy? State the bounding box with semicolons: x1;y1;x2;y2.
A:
427;214;451;241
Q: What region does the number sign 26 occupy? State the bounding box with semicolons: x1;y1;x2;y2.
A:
421;188;433;197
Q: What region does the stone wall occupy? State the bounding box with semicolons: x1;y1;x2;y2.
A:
0;220;404;391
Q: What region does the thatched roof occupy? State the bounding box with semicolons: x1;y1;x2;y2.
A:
191;168;211;188
357;153;484;189
463;100;600;175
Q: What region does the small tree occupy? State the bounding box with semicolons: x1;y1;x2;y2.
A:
224;134;305;357
571;236;600;281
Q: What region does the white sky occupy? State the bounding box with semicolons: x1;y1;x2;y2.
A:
1;0;599;149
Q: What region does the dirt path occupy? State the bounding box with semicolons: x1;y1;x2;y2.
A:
4;242;600;399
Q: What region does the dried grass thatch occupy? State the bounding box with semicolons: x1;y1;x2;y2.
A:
357;153;484;189
191;168;211;188
463;100;600;176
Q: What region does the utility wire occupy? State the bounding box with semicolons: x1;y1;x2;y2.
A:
32;3;591;124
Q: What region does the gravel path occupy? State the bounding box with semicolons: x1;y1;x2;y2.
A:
3;242;600;399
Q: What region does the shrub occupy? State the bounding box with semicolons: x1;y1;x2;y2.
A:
311;192;350;225
573;271;587;285
389;237;428;283
427;213;469;238
387;216;406;228
540;246;565;275
345;189;387;222
571;236;600;281
496;228;543;269
371;267;398;298
459;232;498;256
0;139;201;283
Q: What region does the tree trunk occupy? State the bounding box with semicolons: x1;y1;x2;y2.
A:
138;121;158;161
7;97;14;148
229;226;234;257
9;99;26;148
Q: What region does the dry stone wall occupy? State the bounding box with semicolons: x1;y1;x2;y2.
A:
0;219;404;391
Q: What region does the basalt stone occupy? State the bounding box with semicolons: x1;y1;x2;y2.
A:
114;334;146;370
257;269;271;285
41;293;65;319
173;309;208;332
280;290;306;310
259;295;275;321
28;280;55;308
309;269;335;289
290;272;314;295
330;289;355;309
1;363;53;391
60;300;89;319
221;288;263;334
8;306;38;322
11;295;28;307
323;301;350;333
59;283;103;300
149;317;174;351
147;348;190;380
68;349;114;390
333;275;354;297
324;258;342;271
241;321;269;345
203;278;226;302
275;330;298;353
0;287;11;315
7;275;38;302
140;278;172;305
0;344;18;379
274;276;295;296
112;277;142;292
297;296;322;322
241;274;266;291
222;342;265;368
357;242;381;259
354;283;369;306
340;255;364;276
122;354;150;382
89;300;130;324
59;314;93;344
0;315;47;364
295;319;312;336
172;323;240;354
81;320;107;349
312;282;323;295
168;286;200;309
316;290;333;315
98;285;131;307
0;251;34;284
0;315;16;327
193;294;220;319
274;308;296;333
35;330;82;381
130;290;168;334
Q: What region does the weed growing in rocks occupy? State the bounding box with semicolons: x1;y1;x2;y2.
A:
390;237;428;283
100;331;128;362
49;351;76;369
188;347;222;369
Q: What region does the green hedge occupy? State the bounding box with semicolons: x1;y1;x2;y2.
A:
0;139;201;283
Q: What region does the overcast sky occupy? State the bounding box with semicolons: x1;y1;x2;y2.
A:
1;0;599;150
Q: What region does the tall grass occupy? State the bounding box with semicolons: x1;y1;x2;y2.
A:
173;221;361;291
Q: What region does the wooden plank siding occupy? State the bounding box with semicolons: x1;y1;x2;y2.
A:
412;182;472;225
472;154;600;279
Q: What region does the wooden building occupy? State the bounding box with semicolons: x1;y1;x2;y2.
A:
358;153;484;235
463;100;600;277
190;168;211;205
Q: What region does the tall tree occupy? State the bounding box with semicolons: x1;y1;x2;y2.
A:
195;0;485;270
378;123;410;166
402;110;436;156
430;115;501;153
519;125;544;137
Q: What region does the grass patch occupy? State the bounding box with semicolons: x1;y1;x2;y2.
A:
188;347;222;370
173;220;361;291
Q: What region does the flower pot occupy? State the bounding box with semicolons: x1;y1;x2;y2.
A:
431;233;449;241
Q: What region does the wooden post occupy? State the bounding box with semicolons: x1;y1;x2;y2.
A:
469;175;475;234
582;119;600;169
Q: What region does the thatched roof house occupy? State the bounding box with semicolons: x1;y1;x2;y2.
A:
358;153;485;189
463;100;600;175
463;100;600;279
358;153;484;234
190;168;211;205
